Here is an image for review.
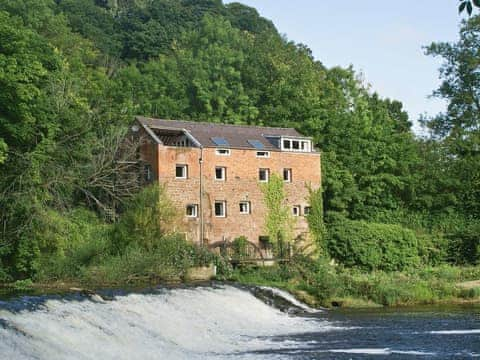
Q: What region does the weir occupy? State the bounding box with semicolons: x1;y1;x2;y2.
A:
0;285;326;360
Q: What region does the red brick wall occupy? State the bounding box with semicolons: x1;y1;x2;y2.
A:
150;145;321;249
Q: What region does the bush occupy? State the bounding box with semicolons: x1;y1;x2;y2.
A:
81;234;216;284
446;223;480;265
417;232;447;266
34;208;112;281
32;185;219;284
326;217;420;271
112;185;180;254
231;236;249;260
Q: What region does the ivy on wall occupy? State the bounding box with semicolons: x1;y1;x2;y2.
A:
260;173;294;254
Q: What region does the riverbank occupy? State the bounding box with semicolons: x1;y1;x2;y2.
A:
228;259;480;308
2;261;479;309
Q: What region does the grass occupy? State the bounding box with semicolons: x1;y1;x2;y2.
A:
228;257;480;308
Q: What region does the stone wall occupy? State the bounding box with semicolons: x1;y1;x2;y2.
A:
147;144;321;252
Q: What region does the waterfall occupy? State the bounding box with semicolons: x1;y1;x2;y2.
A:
0;285;337;360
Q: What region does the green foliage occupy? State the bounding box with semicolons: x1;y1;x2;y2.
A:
77;233;215;284
306;186;327;251
261;173;293;247
0;139;6;163
424;17;480;218
29;195;217;284
459;1;480;15
0;0;477;284
231;257;480;307
446;223;480;265
12;278;34;291
326;217;421;271
112;185;179;253
231;236;249;260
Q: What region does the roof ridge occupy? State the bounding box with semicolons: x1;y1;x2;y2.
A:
137;116;298;132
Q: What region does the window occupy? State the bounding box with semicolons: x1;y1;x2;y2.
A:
211;137;229;146
283;168;292;182
175;164;187;179
144;164;153;182
282;138;311;152
301;141;310;152
216;148;230;156
304;206;312;216
215;166;226;181
239;201;250;214
259;168;269;182
186;204;198;218
214;201;226;217
292;205;300;216
256;151;270;158
248;139;265;149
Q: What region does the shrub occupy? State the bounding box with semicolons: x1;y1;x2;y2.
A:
417;232;447;266
81;234;216;284
307;186;327;251
34;208;112;281
232;236;249;260
446;223;480;265
112;185;180;254
326;218;420;271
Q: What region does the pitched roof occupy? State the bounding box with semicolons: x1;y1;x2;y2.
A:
136;116;309;150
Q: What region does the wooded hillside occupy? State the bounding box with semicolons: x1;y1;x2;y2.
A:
0;0;478;281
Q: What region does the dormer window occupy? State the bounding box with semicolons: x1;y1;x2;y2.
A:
281;137;311;152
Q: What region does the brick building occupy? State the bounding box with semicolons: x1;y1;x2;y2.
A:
132;116;321;257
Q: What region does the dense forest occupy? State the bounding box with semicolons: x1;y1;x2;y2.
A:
0;0;478;284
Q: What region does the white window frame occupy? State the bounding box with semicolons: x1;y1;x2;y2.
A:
281;137;311;152
258;168;269;182
175;164;188;179
215;166;226;181
283;168;292;183
239;201;251;214
256;151;270;158
292;205;301;216
303;206;312;216
186;204;198;218
215;148;231;156
214;201;226;218
301;141;311;152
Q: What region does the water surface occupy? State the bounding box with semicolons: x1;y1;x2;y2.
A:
0;285;478;359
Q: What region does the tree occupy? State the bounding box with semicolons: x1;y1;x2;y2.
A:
175;15;258;124
459;0;480;15
424;15;480;217
0;139;6;164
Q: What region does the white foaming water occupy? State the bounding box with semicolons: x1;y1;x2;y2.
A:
0;285;333;360
430;329;480;335
258;286;320;313
328;348;437;356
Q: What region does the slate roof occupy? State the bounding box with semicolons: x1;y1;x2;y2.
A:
136;116;310;150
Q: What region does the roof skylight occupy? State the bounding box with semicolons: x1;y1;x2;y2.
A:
211;137;229;146
247;139;265;149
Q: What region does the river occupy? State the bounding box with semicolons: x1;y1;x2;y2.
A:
0;284;478;359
